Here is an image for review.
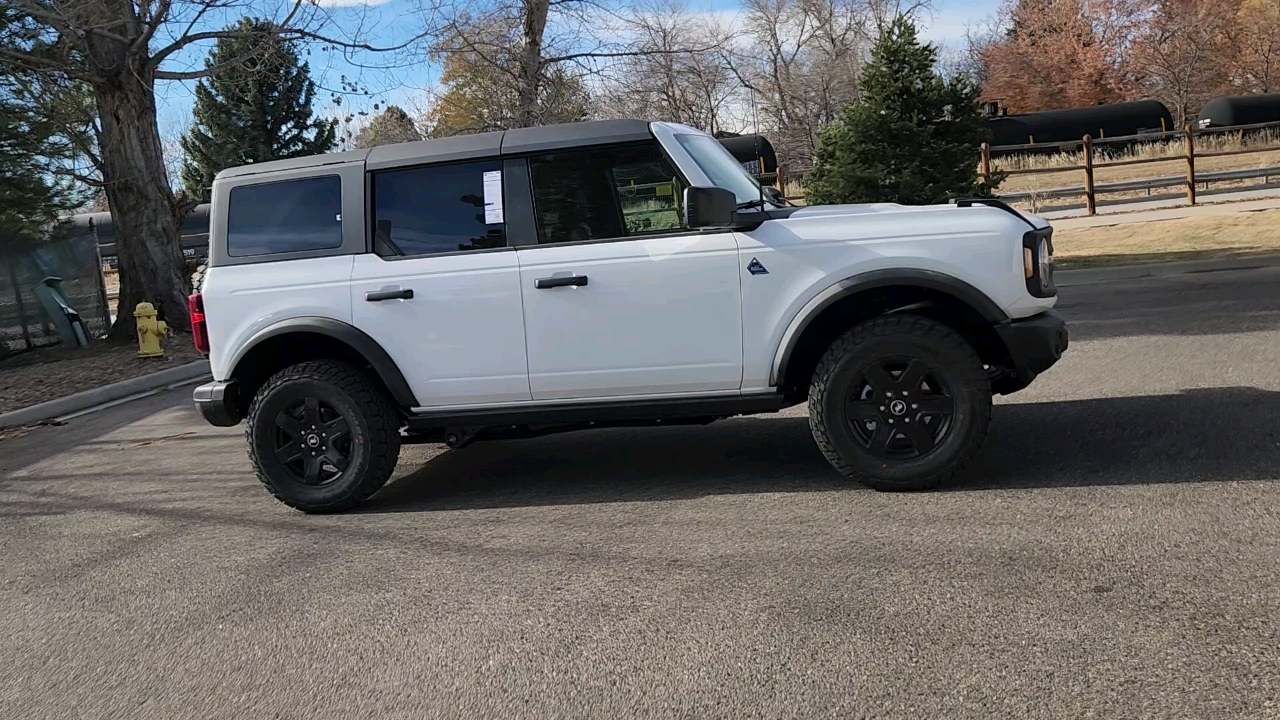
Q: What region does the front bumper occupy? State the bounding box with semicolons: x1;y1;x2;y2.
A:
193;380;242;427
994;309;1069;390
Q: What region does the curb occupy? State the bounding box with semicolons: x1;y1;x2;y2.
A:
1056;253;1280;286
0;360;210;429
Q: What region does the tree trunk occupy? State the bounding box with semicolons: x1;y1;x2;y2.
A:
94;70;190;340
516;0;550;128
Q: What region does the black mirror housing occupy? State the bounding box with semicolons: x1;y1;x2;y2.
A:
683;186;737;229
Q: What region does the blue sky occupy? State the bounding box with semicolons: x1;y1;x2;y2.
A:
152;0;1001;160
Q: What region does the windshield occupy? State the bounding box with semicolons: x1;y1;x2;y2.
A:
673;133;775;208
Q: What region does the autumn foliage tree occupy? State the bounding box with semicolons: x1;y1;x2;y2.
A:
978;0;1140;113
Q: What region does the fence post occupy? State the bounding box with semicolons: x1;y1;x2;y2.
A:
1185;125;1197;206
7;261;32;350
1082;135;1096;216
980;142;991;187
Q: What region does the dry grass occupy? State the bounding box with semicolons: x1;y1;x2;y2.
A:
1052;208;1280;269
996;130;1280;194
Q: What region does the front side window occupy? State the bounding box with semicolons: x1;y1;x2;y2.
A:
372;159;506;257
673;133;770;207
226;175;343;257
529;143;684;244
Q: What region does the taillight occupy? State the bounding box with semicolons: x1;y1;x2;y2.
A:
189;293;210;355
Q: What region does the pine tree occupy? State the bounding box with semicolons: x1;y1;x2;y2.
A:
354;106;423;148
805;16;999;206
180;18;336;200
0;75;87;243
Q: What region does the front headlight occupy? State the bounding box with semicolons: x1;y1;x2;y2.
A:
1038;237;1053;288
1022;230;1057;297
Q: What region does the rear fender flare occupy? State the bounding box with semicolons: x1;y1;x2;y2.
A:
228;317;418;407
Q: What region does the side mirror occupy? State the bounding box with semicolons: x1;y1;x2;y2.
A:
763;186;786;204
683;186;737;229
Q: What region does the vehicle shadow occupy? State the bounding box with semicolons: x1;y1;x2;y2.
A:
360;386;1280;513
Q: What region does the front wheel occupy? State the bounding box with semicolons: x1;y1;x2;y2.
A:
808;315;992;491
246;360;401;513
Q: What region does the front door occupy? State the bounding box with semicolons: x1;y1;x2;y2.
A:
351;158;530;409
515;142;743;401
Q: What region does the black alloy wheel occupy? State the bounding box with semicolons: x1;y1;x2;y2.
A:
246;360;401;513
844;357;955;460
808;314;992;492
272;396;353;486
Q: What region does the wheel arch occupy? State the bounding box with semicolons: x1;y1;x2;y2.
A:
228;317;418;411
772;270;1012;398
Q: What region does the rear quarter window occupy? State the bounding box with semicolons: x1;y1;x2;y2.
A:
226;175;343;257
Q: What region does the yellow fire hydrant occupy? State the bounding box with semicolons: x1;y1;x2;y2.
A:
134;302;168;358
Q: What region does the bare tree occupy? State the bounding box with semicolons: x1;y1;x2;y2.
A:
1130;0;1240;125
1234;0;1280;92
0;0;408;337
726;0;929;171
413;0;717;131
598;0;741;133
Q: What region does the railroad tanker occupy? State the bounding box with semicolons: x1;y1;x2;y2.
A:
984;99;1174;155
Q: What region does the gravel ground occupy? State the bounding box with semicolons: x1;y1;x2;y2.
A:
0;335;203;415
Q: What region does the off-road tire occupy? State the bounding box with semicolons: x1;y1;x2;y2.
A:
246;360;401;513
809;315;992;491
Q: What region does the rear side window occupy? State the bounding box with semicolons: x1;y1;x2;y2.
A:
226;176;343;257
372;159;506;257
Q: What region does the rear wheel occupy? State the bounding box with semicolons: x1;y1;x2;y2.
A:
246;360;401;512
808;315;991;491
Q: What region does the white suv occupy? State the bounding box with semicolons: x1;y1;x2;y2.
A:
190;120;1068;512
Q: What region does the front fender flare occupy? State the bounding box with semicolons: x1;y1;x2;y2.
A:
770;269;1010;386
228;317;419;408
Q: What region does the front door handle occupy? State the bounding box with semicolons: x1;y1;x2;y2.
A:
534;275;588;289
366;288;414;302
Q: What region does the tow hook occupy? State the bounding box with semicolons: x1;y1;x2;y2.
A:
443;427;483;449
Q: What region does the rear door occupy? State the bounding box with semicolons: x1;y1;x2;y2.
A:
350;158;530;409
514;142;743;401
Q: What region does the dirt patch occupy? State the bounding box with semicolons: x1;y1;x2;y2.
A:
0;334;204;415
1053;208;1280;269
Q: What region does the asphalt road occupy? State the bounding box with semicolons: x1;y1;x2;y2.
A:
2;267;1279;719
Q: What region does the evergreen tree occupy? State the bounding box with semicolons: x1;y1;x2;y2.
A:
805;16;999;206
180;19;336;200
354;106;423;148
0;74;87;243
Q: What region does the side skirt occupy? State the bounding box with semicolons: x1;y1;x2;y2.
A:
403;393;796;446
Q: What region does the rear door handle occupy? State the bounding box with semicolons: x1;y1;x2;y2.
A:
534;275;588;289
366;288;414;302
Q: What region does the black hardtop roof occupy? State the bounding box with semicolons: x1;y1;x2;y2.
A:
217;119;657;180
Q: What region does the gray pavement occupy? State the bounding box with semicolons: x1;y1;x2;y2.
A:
2;268;1279;719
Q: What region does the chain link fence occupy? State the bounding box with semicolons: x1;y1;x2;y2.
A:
0;223;112;356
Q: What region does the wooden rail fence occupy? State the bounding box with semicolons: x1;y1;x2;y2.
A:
983;120;1280;215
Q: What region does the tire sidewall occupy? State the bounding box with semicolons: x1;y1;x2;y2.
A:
250;375;374;507
819;330;988;484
